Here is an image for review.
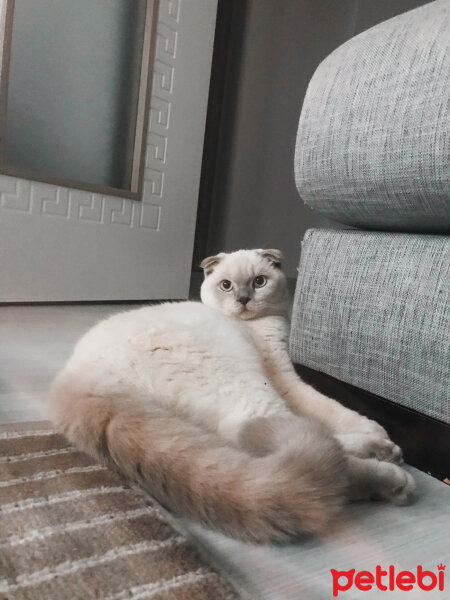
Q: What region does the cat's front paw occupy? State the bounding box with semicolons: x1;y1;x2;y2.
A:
373;463;416;505
336;433;403;464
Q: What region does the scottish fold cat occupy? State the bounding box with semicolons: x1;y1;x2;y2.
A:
49;249;415;543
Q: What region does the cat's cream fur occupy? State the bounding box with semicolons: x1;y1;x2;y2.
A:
49;249;415;544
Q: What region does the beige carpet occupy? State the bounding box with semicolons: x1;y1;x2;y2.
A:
0;421;239;600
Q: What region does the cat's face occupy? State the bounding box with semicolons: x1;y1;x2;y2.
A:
200;249;288;320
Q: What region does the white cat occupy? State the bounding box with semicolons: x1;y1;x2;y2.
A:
49;249;415;543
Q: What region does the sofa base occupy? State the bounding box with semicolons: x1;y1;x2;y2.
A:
290;229;449;424
295;363;450;483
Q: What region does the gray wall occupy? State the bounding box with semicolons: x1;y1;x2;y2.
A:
205;0;432;276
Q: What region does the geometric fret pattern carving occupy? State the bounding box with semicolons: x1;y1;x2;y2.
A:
0;0;181;234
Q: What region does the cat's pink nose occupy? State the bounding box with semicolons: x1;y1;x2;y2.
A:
238;296;250;306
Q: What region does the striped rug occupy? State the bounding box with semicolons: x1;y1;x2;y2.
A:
0;421;239;600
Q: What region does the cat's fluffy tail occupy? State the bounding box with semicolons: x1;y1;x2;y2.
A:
49;373;348;544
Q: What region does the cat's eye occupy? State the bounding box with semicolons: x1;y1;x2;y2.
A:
220;279;233;292
253;275;267;288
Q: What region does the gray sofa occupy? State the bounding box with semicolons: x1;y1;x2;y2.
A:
179;4;449;599
290;0;449;434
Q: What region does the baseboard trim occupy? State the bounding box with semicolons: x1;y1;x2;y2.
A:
294;364;450;483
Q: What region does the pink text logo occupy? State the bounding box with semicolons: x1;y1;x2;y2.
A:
331;564;445;597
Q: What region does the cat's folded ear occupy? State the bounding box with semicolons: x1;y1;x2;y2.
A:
259;249;284;268
200;253;225;276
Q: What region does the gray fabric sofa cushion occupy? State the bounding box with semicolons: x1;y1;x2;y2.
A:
289;229;450;423
294;0;450;232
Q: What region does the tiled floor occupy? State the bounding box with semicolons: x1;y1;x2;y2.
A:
1;302;448;600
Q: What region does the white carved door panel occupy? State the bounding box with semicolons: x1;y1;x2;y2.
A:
0;0;217;301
